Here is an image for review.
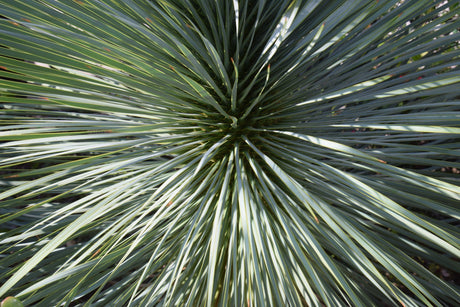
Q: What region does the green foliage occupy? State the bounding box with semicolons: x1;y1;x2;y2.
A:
1;297;23;307
0;0;459;306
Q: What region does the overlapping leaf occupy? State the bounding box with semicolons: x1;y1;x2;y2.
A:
0;0;459;306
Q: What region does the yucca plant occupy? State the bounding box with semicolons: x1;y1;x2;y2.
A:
0;0;459;306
